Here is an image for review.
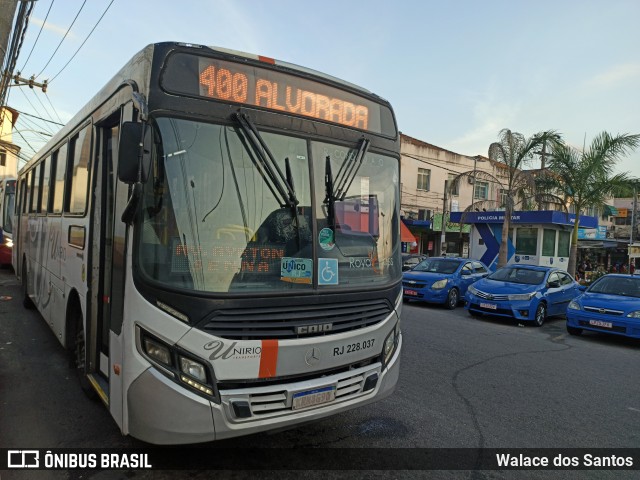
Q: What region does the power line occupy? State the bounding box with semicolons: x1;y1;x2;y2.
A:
15;115;54;141
14;127;39;155
44;92;64;124
35;0;87;79
13;108;64;126
31;88;57;124
17;87;55;134
20;0;55;72
50;0;116;82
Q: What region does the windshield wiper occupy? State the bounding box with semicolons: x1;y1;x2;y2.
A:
324;137;370;227
333;137;370;201
232;112;298;210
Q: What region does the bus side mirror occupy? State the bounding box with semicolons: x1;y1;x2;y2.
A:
118;122;144;184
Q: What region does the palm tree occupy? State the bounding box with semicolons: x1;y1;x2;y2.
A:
544;132;640;276
450;128;564;268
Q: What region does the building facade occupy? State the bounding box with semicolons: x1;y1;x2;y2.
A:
0;106;19;180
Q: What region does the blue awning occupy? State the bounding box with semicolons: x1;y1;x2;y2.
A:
403;219;431;228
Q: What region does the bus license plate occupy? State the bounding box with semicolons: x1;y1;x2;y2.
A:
589;319;613;329
480;302;497;310
404;289;418;296
292;386;336;410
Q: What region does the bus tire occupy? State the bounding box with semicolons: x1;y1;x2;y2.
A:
21;260;34;309
68;300;97;400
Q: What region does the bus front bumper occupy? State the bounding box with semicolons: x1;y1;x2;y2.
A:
126;335;401;445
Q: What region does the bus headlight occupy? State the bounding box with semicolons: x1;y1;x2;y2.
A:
4;238;13;248
180;356;207;383
138;327;216;399
383;325;399;365
143;336;172;366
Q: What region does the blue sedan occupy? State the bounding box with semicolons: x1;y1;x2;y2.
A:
465;265;580;326
566;274;640;339
402;257;490;309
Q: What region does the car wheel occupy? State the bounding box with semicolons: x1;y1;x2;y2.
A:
567;325;583;336
446;288;459;310
533;302;546;327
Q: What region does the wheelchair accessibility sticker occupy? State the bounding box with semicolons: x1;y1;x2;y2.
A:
318;258;339;285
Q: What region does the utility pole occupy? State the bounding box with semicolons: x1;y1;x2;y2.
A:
629;183;638;273
439;180;448;257
10;73;48;92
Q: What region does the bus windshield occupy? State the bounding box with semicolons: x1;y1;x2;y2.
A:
136;117;400;294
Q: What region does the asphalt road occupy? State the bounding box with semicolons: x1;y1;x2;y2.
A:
1;264;639;480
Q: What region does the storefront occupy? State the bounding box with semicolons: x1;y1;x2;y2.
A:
449;210;598;271
401;219;423;253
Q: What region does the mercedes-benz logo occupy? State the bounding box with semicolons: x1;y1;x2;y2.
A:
305;347;321;366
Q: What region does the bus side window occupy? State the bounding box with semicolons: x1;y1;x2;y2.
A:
65;126;91;215
27;170;35;213
51;145;67;214
41;156;51;213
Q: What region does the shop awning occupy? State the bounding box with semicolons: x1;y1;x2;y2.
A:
603;205;619;216
401;221;417;244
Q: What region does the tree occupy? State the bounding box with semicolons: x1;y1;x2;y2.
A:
450;129;564;268
544;132;640;276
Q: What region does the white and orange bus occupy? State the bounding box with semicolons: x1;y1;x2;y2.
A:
0;177;15;266
13;42;402;444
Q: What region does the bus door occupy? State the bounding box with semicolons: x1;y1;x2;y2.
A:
89;104;132;426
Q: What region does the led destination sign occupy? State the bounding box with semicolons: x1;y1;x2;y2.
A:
162;53;393;135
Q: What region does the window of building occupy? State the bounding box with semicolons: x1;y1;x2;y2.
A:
0;149;6;167
417;168;430;191
474;181;488;199
542;229;556;256
558;230;571;257
499;188;508;208
65;126;91;214
515;227;538;255
448;173;459;196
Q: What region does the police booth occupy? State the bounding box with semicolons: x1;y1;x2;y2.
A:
449;210;598;272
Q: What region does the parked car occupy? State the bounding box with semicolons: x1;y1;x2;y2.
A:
465;265;580;326
403;257;489;309
402;254;428;271
566;274;640;339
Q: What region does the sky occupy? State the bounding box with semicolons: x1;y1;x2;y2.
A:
6;0;640;176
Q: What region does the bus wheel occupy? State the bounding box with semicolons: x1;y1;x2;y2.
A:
21;261;34;309
70;305;97;400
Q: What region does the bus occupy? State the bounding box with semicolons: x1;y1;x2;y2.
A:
13;42;402;444
0;178;15;266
